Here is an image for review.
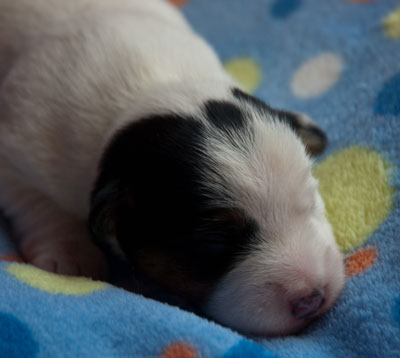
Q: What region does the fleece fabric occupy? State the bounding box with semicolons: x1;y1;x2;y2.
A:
1;0;399;357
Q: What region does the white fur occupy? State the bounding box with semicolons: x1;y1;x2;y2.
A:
200;106;345;335
0;0;345;335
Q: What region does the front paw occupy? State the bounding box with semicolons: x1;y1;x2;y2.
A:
23;239;108;281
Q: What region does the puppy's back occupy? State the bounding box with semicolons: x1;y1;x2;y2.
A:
0;0;229;218
0;0;189;80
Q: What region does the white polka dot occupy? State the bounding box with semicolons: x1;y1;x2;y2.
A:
291;53;343;99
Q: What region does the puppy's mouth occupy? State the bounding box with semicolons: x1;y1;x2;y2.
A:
290;289;326;319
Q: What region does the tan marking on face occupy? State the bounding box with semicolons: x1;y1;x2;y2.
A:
134;249;209;299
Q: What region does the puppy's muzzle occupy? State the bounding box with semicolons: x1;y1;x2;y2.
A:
291;289;325;319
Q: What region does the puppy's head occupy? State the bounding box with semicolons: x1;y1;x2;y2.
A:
90;88;345;336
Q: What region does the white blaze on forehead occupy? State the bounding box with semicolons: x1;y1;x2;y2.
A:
200;112;345;335
202;113;317;226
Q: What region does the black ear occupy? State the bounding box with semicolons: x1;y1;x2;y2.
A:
89;113;209;259
276;111;327;156
232;88;327;155
89;180;121;248
89;179;138;258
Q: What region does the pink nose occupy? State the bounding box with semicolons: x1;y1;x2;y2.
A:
291;289;325;319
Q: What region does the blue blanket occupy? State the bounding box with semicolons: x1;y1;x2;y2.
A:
1;0;400;357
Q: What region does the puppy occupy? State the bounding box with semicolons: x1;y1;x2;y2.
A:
0;0;345;335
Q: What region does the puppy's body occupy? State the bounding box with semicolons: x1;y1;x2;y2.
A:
0;0;345;335
0;0;227;217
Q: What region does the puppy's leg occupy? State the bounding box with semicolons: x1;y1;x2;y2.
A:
0;160;107;280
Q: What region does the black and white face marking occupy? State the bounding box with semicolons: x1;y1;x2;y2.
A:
90;91;344;336
204;100;248;133
90;112;259;299
0;0;344;338
232;88;327;155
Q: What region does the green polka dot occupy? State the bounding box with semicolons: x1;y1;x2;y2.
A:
314;147;395;252
224;57;262;93
7;263;107;295
383;6;400;39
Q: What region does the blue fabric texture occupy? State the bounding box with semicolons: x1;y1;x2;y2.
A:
1;0;399;357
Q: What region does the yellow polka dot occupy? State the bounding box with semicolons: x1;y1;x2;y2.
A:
314;147;394;253
224;57;262;93
291;53;343;99
383;6;400;39
7;263;107;295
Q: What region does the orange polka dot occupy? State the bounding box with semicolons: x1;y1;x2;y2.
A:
168;0;188;8
346;248;377;276
0;254;24;263
162;342;197;358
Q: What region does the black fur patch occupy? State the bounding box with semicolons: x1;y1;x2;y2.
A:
90;114;259;300
204;100;247;132
232;87;299;127
232;87;272;113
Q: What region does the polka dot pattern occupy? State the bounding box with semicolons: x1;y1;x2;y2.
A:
374;72;400;115
224;339;275;358
270;0;302;19
0;313;39;358
162;342;198;358
314;147;394;252
346;248;377;276
0;254;24;263
348;0;373;3
393;296;400;328
0;0;399;356
167;0;188;8
291;53;343;99
383;6;400;39
7;263;107;295
224;57;262;93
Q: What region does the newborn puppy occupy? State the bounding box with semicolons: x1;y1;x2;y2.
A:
0;0;345;335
